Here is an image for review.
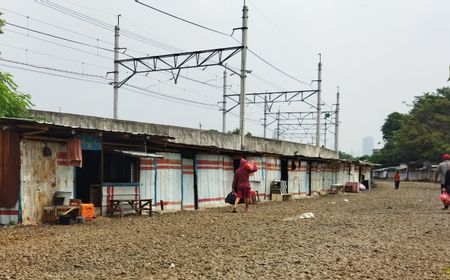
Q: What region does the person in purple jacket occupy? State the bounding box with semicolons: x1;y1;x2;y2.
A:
232;158;252;213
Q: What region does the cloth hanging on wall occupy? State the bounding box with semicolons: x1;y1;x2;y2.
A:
67;138;82;167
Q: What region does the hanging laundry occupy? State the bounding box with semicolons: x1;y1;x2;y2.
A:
67;137;82;167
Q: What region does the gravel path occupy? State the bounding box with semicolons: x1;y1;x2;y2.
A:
1;181;449;280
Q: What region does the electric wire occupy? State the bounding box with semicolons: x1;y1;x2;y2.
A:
134;0;231;37
3;28;112;60
0;58;110;80
0;42;111;71
36;0;183;53
129;0;314;87
0;7;114;46
246;0;317;56
0;63;110;85
5;22;124;56
247;48;312;87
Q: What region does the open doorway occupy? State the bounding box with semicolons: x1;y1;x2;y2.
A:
280;159;288;191
75;150;101;203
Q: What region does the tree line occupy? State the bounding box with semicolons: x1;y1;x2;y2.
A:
354;87;450;167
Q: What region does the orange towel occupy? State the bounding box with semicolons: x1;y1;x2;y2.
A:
67;138;82;167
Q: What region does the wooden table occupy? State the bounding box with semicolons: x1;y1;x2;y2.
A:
109;199;152;218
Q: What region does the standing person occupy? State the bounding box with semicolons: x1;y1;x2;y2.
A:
435;153;450;210
232;158;252;213
394;171;401;190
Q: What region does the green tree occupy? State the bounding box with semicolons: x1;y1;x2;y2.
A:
381;112;405;141
375;87;450;166
0;13;33;118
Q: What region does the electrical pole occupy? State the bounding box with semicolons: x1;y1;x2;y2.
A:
335;86;340;154
222;69;227;133
276;109;281;140
113;15;120;119
324;122;327;148
263;95;267;138
316;53;322;147
239;2;248;150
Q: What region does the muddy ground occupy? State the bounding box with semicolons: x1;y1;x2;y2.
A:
1;181;450;280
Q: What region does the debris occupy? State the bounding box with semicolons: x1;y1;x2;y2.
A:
298;212;314;219
170;263;175;269
344;199;349;202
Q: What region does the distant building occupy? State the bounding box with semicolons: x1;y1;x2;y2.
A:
362;136;374;156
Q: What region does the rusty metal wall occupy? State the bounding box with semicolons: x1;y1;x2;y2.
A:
287;159;299;197
20;140;74;224
0;130;20;209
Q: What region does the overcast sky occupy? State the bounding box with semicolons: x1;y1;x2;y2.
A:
1;0;449;156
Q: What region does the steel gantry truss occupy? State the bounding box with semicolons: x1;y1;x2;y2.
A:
267;110;336;144
115;46;243;88
224;89;318;114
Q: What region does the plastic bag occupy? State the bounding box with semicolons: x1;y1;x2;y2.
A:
225;192;236;204
439;191;450;206
244;161;257;173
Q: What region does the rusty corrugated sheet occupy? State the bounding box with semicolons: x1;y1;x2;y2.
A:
20;140;74;224
0;130;20;208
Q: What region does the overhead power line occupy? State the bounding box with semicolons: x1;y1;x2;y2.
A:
4;28;112;60
0;7;114;46
131;1;313;87
35;0;182;54
5;22;120;55
247;48;312;87
0;63;110;85
0;58;110;80
134;0;231;37
0;42;111;70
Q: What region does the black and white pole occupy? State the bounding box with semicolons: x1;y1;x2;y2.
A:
113;15;121;119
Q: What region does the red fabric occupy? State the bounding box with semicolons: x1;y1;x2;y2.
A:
394;173;400;182
67;138;82;167
244;161;257;173
443;154;450;160
236;187;251;199
440;191;450;206
232;159;251;192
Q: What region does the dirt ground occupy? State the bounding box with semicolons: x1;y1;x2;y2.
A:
1;181;450;280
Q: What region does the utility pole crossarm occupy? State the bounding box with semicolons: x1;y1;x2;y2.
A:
115;46;242;87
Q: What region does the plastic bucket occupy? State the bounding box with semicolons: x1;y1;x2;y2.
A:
54;191;72;205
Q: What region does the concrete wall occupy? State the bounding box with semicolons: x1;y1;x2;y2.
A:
33;111;338;160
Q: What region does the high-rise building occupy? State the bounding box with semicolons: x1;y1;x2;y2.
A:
362;136;374;156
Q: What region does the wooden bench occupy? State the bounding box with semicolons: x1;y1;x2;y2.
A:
109;199;152;218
